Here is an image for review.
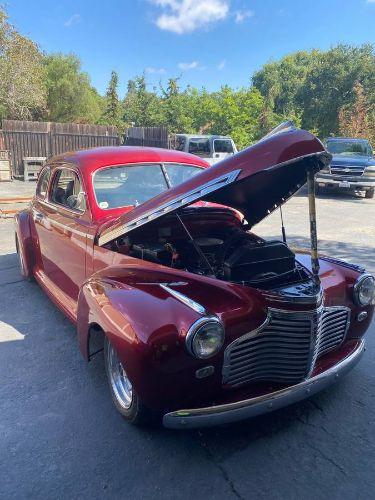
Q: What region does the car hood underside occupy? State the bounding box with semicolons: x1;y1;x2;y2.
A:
98;127;331;246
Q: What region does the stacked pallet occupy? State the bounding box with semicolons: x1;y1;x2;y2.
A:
0;151;11;182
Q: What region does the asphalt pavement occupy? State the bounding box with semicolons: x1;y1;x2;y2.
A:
0;189;374;500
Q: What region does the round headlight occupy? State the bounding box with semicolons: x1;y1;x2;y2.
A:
186;317;225;359
354;274;375;306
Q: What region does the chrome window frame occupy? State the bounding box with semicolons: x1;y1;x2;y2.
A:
47;164;87;216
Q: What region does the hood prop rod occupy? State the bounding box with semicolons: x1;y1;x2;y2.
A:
307;166;320;285
279;206;287;244
175;213;216;277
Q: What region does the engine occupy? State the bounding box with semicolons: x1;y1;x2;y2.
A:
120;228;300;288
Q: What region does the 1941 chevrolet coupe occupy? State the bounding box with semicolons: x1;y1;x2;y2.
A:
15;123;374;428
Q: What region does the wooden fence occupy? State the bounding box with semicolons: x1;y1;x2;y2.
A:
124;126;169;149
1;120;121;177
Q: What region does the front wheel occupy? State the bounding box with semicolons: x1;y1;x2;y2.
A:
365;188;374;199
104;337;154;425
15;235;33;281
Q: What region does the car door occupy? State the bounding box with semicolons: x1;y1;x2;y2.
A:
33;165;90;310
31;165;52;275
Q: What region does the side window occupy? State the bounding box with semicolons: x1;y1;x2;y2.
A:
188;138;210;157
36;168;51;199
51;169;86;212
214;140;234;154
175;136;186;151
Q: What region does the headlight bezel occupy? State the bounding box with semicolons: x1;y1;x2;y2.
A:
353;273;375;306
185;316;225;359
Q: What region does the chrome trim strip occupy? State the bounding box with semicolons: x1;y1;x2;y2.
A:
98;169;242;246
163;340;365;429
48;218;93;239
34;210;94;240
160;284;206;315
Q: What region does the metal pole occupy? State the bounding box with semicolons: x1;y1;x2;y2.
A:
307;168;320;282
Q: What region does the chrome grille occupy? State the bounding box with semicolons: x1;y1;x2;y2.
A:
222;306;350;388
317;307;350;358
330;166;364;177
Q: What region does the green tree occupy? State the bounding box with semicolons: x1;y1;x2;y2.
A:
123;74;163;126
43;53;103;123
101;70;122;128
338;81;373;141
0;7;46;120
160;78;194;133
298;44;375;137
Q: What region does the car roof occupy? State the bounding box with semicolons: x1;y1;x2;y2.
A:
48;146;210;175
175;134;232;140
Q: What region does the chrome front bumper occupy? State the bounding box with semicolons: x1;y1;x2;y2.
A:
163;340;365;429
315;176;375;188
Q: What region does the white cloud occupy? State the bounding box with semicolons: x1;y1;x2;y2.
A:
217;59;226;70
151;0;229;34
178;60;202;70
366;0;375;3
64;14;81;27
234;10;254;23
145;67;166;74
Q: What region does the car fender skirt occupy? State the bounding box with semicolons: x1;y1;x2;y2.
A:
163;340;365;429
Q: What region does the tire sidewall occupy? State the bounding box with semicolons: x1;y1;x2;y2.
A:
104;337;141;422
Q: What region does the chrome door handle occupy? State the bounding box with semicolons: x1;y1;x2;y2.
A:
34;212;44;221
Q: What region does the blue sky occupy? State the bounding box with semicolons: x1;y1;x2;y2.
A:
7;0;375;96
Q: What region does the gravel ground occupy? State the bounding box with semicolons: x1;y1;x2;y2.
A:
0;187;374;500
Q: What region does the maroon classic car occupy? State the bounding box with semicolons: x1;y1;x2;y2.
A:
15;124;374;428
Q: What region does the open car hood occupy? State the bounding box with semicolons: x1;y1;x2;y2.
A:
98;126;331;246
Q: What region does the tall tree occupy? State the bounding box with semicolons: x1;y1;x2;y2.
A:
298;45;375;137
0;7;46;120
338;81;372;139
160;78;193;133
123;74;163;126
101;70;122;127
43;53;103;123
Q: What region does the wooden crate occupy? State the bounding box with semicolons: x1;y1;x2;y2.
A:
0;151;11;181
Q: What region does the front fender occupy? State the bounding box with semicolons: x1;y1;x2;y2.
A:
77;264;266;411
77;271;204;410
14;209;34;279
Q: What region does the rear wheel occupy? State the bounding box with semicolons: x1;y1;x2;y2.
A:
365;188;374;199
104;337;154;425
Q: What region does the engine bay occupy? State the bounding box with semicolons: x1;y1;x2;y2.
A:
109;207;312;289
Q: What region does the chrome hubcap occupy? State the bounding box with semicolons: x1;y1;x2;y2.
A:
107;342;133;409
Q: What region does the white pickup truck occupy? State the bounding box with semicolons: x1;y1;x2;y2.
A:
174;134;237;165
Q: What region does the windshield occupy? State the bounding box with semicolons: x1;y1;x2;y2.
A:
93;163;203;209
214;139;234;154
164;163;203;186
188;138;211;157
325;139;372;157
